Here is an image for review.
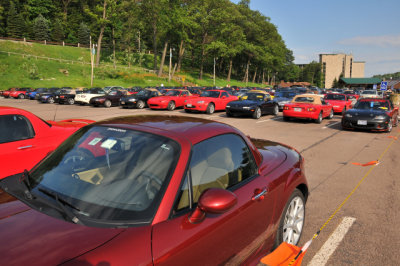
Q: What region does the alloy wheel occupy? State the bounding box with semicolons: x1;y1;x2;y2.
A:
282;196;305;245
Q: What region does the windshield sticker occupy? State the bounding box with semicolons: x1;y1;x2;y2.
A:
379;107;388;110
88;137;102;146
107;128;126;133
101;138;117;149
161;144;170;150
370;102;374;108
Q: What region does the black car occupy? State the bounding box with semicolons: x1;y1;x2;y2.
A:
120;89;161;109
226;92;279;119
58;88;87;105
273;91;298;111
89;90;129;108
341;98;399;132
37;87;61;103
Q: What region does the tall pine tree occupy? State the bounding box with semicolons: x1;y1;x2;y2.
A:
33;14;50;41
52;18;64;42
78;22;90;45
7;1;24;38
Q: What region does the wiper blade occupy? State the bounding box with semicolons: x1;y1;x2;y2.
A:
21;169;34;200
38;188;83;225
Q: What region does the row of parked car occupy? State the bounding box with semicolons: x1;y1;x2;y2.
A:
2;85;398;132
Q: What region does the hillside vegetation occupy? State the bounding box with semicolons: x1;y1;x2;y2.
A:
0;40;264;89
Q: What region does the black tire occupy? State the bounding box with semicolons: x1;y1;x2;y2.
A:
387;119;393;132
48;97;55;104
136;100;145;109
226;110;233;117
328;109;334;119
67;98;75;105
206;103;215;114
341;107;347;115
18;94;25;99
184;109;191;113
272;104;279;116
315;112;323;124
252;107;261;119
167;101;176;111
104;100;112;108
274;189;305;248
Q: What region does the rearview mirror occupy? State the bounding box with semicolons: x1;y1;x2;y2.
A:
189;188;237;224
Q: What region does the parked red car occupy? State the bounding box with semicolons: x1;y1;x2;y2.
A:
148;89;192;111
283;94;333;123
0;107;94;179
9;88;32;99
324;93;352;114
184;89;238;114
2;88;17;98
0;115;308;265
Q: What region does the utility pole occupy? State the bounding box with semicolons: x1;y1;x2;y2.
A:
168;47;172;83
91;43;96;87
213;57;216;86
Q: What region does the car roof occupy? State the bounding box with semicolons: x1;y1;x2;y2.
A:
95;115;238;145
292;94;323;104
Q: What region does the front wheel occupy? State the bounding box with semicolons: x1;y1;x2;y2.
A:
167;101;176;111
206;103;215;114
275;189;305;247
104;100;112;108
252;107;261;119
18;94;25;99
48;97;55;104
272;104;279;116
328;109;334;119
67;98;75;105
315;112;323;124
136;100;145;109
387;119;393;132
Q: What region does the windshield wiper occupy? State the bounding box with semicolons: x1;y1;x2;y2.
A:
21;169;34;200
38;187;83;225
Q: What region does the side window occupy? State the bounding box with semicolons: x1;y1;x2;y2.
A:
265;94;271;101
221;92;229;98
182;91;188;96
175;134;258;211
0;115;35;143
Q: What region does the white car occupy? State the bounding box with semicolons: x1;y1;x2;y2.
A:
75;87;107;105
360;90;379;99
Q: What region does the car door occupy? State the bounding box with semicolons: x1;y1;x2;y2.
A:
261;94;275;114
218;92;230;110
152;133;277;265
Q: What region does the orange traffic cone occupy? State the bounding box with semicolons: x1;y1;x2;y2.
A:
351;160;379;167
260;239;312;266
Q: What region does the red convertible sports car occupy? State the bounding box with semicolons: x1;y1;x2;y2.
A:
324;93;353;114
148;89;192;111
0;115;308;265
184;89;238;114
283;94;333;123
0;107;94;179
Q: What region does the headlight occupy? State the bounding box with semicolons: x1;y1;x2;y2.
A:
226;105;230;108
243;106;251;110
374;115;386;120
345;114;352;118
197;101;205;104
129;98;136;102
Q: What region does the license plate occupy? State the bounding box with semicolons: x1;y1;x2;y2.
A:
357;120;367;125
294;108;302;112
187;104;193;107
121;101;125;105
333;105;339;108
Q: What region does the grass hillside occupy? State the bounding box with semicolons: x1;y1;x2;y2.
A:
0;40;266;90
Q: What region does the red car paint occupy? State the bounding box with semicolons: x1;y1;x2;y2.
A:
148;89;192;110
0;115;308;265
184;90;238;113
2;88;17;98
0;107;94;179
324;93;353;113
283;94;333;121
9;88;32;99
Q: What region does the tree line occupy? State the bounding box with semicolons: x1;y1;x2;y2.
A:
0;0;322;86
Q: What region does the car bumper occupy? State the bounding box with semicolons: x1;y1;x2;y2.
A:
149;103;168;109
120;101;138;107
332;105;344;113
226;107;254;116
341;117;389;131
283;110;319;120
184;104;208;112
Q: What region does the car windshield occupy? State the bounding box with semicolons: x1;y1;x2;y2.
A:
361;90;376;95
200;91;220;98
87;88;103;94
28;126;180;225
325;94;345;100
275;91;296;98
246;93;265;101
294;97;315;103
166;90;180;96
137;90;151;96
108;90;118;96
354;100;389;110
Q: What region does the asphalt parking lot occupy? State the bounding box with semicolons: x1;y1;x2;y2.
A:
1;97;399;265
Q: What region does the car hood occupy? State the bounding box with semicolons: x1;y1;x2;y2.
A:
0;189;125;265
228;100;260;106
346;109;388;116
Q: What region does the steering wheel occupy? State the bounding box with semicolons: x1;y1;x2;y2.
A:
62;148;94;172
141;171;163;199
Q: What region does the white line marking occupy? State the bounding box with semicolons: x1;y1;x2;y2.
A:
323;121;341;129
256;119;270;123
308;217;356;266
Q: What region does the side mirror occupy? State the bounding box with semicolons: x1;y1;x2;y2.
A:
222;96;227;99
189;188;237;224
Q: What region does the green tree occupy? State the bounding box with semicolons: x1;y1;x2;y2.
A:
52;18;64;42
33;14;50;41
78;22;90;45
6;2;25;38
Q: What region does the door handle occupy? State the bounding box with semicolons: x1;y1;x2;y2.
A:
252;187;268;201
18;145;33;150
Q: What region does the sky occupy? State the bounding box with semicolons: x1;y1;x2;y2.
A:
231;0;400;77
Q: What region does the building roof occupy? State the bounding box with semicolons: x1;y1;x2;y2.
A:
340;78;381;85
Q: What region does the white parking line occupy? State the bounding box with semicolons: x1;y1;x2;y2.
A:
323;121;341;129
256;117;283;123
308;217;356;266
256;119;271;123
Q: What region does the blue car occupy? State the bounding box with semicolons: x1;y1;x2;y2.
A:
27;88;47;100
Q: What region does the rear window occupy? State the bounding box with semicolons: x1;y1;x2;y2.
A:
294;97;315;103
